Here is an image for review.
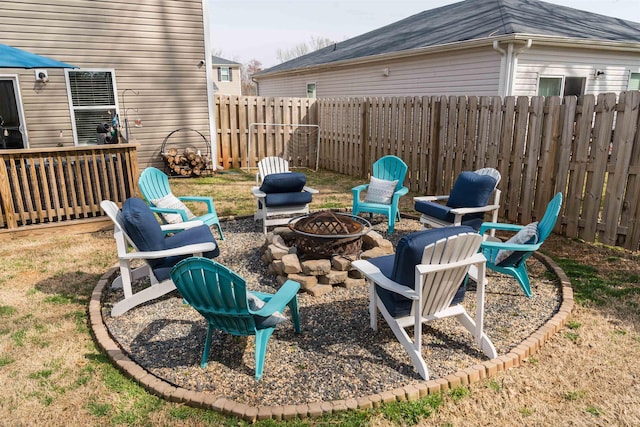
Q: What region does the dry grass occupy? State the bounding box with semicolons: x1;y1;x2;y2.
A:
0;168;638;426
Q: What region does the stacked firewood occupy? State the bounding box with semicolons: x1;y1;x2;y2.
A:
161;146;213;176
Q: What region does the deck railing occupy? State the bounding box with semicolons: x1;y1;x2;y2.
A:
0;145;139;232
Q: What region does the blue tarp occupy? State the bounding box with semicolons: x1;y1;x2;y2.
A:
0;43;77;68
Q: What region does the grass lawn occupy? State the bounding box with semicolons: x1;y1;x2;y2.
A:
0;168;638;426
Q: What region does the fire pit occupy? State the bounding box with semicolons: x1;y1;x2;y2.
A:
288;211;371;259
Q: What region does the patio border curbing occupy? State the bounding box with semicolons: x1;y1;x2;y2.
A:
88;244;573;422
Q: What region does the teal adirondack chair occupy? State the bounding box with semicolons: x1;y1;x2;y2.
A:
479;192;563;297
169;257;301;380
138;167;224;239
352;155;408;234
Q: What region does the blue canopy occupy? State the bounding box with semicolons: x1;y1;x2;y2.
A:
0;43;77;68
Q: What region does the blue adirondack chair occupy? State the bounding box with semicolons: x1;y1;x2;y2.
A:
352;155;408;234
169;257;301;380
479;192;563;297
138;167;224;240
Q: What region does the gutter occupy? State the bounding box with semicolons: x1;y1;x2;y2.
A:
493;39;532;97
255;34;640;80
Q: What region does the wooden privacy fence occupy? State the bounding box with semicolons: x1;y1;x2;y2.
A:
215;95;318;170
0;145;139;233
216;92;640;251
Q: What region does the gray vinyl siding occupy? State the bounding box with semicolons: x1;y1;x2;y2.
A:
513;45;640;96
257;47;502;98
2;0;209;169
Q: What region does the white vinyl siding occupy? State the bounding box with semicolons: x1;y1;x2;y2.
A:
513;45;640;96
3;0;209;169
257;47;501;98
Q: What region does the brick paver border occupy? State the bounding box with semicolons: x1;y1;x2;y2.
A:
89;248;572;423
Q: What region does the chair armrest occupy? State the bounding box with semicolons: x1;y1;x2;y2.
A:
149;206;190;222
350;260;419;300
351;184;369;198
413;195;450;202
481;241;541;252
394;186;409;197
303;186;319;194
160;220;204;233
120;242;217;260
479;222;524;235
178;196;215;213
449;204;500;215
251;186;266;198
250;279;301;316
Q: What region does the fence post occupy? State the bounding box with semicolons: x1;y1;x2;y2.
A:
361;98;369;179
0;155;17;229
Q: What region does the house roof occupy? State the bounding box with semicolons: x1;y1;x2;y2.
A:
212;56;241;66
256;0;640;76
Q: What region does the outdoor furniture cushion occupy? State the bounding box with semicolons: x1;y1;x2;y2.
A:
495;222;539;266
364;176;399;204
369;226;475;317
447;171;497;209
151;193;197;224
264;191;313;207
121;197;219;281
259;172;306;194
247;293;289;328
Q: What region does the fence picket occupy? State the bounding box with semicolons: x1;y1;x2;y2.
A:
213;93;640;251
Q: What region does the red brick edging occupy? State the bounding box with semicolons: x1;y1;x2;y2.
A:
88;251;573;422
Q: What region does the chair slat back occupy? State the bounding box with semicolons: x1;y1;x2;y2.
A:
100;200;141;253
171;257;257;336
474;168;501;186
537;192;563;242
372;155;408;191
419;233;483;316
139;167;172;202
258;156;289;183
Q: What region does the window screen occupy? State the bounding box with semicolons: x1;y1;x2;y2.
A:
306;83;316;98
629;73;640;90
67;70;117;145
538;77;562;96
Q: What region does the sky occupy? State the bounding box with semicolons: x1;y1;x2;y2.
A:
209;0;640;68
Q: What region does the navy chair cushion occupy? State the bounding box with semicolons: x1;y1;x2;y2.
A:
121;197;165;252
264;191;313;207
447;171;496;209
121;198;219;282
260;172;306;194
369;226;475;317
147;225;220;282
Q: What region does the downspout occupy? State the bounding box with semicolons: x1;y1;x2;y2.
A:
202;0;218;169
494;39;533;97
493;40;512;97
510;39;532;96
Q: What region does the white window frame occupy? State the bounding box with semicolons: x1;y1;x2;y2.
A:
65;69;119;146
628;70;640;91
537;75;586;97
306;82;317;98
0;74;29;148
218;67;231;82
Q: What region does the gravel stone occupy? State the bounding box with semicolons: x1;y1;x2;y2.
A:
102;215;561;407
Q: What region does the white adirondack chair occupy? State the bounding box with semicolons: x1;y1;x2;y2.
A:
414;168;501;235
251;156;318;234
351;230;497;380
101;200;218;316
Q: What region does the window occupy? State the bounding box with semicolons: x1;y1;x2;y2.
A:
629;72;640;90
218;67;232;82
0;77;27;149
538;76;586;97
66;70;117;145
306;83;316;98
